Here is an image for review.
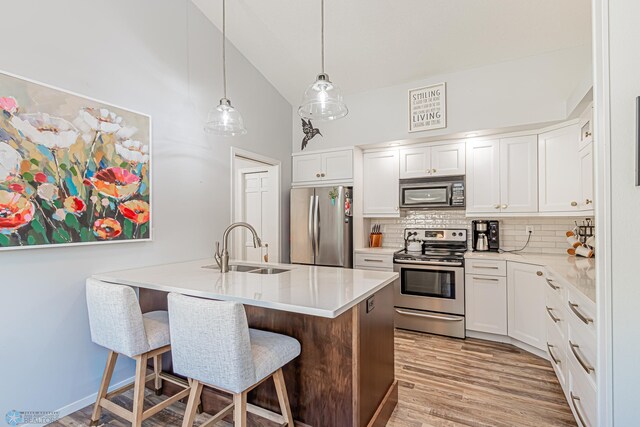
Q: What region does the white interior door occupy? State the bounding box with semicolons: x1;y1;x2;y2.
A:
234;166;279;263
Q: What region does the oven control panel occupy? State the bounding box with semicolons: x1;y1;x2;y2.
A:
403;228;467;242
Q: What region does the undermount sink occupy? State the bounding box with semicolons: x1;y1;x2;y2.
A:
202;264;289;274
248;267;289;275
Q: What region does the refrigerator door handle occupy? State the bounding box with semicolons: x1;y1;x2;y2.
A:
308;195;316;257
314;195;320;256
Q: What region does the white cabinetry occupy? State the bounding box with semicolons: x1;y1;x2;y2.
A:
465;260;507;335
466;136;537;214
363;150;399;217
292;149;353;186
466;139;501;213
507;262;546;351
578;143;594;211
538;125;582;213
399;142;465;179
354;252;394;271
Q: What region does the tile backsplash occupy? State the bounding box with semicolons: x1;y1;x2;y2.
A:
366;210;594;254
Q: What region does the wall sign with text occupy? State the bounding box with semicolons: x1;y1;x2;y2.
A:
408;82;447;132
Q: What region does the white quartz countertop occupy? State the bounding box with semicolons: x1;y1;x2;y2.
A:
354;247;401;255
465;251;595;302
92;259;399;319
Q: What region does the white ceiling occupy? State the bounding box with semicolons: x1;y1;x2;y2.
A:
192;0;591;106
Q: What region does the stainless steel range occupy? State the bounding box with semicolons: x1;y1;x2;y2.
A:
393;228;467;338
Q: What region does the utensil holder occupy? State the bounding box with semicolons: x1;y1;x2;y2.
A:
369;233;382;248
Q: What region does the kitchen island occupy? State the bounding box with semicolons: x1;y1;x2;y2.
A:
92;260;399;427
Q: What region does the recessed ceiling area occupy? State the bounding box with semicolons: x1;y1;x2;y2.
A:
192;0;591;106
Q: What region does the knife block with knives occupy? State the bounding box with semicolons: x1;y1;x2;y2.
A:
369;224;382;248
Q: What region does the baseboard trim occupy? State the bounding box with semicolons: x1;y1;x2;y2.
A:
465;330;549;360
366;380;398;427
25;375;136;427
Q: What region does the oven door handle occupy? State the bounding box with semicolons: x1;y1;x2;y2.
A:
394;260;463;267
395;308;463;322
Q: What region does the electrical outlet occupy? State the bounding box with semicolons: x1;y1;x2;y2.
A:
526;225;534;234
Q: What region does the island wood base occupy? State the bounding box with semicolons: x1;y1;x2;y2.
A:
139;283;396;427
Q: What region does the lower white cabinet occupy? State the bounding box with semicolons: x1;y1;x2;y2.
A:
507;262;546;351
354;253;394;271
363;150;400;217
465;274;507;335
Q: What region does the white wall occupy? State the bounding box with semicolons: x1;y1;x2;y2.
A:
293;45;591;152
0;0;291;421
606;0;640;424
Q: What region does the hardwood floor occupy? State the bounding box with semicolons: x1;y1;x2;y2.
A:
51;330;575;427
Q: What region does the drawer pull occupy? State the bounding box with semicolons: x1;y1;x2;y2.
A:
395;309;463;322
472;276;500;282
474;265;499;269
568;301;594;324
546;306;560;323
363;258;384;263
570;392;588;427
536;271;544;276
569;340;595;374
546;343;560;365
546;279;559;290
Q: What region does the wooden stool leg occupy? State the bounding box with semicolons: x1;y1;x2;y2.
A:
132;353;148;427
90;351;118;426
182;380;203;427
233;391;247;427
153;354;163;395
273;368;294;426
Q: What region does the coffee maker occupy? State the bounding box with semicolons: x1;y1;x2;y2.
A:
472;220;500;252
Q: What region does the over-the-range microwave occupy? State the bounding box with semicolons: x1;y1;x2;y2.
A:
399;176;465;209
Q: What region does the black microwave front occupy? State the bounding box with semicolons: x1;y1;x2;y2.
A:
399;176;465;209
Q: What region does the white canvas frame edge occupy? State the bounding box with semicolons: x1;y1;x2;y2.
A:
408;82;447;133
0;68;153;252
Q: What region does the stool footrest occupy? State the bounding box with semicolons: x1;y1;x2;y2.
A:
247;403;286;425
199;403;234;427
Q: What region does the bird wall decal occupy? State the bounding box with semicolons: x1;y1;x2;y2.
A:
301;118;322;150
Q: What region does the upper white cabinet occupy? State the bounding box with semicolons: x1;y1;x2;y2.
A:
466;136;537;214
579;143;594;211
363;149;400;217
538;124;582;213
399;142;465;179
500;136;539;213
507;262;546;351
466;139;501;213
292;149;353;186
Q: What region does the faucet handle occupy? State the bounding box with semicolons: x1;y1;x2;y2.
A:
214;242;222;269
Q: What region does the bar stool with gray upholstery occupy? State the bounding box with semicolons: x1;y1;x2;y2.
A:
85;278;190;427
167;293;301;427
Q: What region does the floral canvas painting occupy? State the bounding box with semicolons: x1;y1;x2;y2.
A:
0;71;151;250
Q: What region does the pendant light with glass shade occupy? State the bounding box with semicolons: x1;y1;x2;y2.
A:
204;0;247;136
298;0;348;121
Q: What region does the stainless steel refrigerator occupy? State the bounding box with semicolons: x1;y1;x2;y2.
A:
290;186;353;267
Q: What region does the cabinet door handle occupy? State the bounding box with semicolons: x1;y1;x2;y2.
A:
569;341;595;374
494;204;501;209
320;172;326;177
585;131;592;137
316;173;321;178
501;204;508;209
570;392;588;427
547;343;560;365
363;258;384;263
546;306;560;323
571;201;578;207
536;271;544;276
546;279;560;290
568;301;594;324
585;199;593;205
472;276;500;282
432;168;437;173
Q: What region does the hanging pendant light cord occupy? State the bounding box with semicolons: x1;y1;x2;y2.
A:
222;0;227;99
321;0;325;74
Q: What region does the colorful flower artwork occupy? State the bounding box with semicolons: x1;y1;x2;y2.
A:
0;71;151;249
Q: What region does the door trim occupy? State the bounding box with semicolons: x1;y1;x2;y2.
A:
230;147;282;263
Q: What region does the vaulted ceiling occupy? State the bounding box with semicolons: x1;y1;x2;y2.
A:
192;0;591;105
